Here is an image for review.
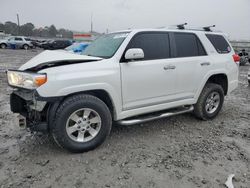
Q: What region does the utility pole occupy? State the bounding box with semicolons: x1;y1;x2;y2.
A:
16;14;20;35
90;13;93;33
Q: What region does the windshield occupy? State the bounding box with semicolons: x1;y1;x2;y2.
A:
7;37;14;41
82;32;129;58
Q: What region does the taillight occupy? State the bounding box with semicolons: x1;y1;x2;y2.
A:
232;54;240;63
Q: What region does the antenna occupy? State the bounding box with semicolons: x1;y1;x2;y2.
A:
177;23;187;30
203;25;215;32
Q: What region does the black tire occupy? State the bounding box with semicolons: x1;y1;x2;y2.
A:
23;44;29;50
0;43;7;49
52;94;112;153
194;83;224;120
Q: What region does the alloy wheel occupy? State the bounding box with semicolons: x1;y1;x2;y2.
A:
66;108;102;142
205;91;220;114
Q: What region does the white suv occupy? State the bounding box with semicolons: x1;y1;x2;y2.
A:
0;36;33;49
7;28;239;152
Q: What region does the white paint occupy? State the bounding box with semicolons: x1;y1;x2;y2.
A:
16;28;239;121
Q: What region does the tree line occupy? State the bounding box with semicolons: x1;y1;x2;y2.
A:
0;21;73;38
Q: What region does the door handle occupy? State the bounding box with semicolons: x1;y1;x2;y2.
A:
200;62;211;66
164;65;176;70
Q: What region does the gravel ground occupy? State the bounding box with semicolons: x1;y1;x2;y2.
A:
0;49;250;188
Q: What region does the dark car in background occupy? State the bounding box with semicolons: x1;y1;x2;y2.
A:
41;39;72;50
30;39;46;48
238;49;249;66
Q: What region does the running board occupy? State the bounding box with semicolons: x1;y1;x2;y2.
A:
117;106;194;126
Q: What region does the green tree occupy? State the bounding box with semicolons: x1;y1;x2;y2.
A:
4;21;18;35
0;22;4;31
58;28;73;38
20;23;34;36
48;25;57;37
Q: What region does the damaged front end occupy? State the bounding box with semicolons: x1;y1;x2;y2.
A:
7;69;59;133
10;89;50;132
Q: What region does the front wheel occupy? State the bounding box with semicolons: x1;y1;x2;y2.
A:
194;83;224;120
0;43;7;49
52;94;112;153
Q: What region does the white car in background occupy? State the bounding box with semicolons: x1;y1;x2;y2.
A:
0;36;33;49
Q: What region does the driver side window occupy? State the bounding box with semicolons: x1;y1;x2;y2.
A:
126;32;170;61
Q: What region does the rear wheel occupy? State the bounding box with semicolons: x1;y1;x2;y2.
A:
52;94;112;153
23;44;29;50
194;83;224;120
0;43;7;49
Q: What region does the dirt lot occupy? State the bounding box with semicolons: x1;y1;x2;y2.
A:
0;49;250;188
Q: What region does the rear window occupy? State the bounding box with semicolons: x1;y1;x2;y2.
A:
174;33;206;58
206;34;231;54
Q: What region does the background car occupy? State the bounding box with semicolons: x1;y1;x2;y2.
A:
238;49;249;66
0;36;33;49
41;39;72;50
65;42;89;54
29;39;45;48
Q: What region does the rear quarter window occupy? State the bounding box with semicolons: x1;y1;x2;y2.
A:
206;34;231;54
174;32;206;58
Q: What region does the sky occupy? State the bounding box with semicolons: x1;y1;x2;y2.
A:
0;0;250;40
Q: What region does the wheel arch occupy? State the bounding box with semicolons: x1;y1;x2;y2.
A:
206;74;228;95
0;42;7;47
49;89;117;122
194;72;228;103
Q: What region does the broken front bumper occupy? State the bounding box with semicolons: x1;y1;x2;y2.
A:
10;89;55;132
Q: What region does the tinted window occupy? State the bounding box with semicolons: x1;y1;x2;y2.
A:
127;33;170;60
15;37;23;41
174;33;206;57
206;34;231;53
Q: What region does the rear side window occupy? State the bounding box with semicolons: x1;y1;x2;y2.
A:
206;34;231;54
127;32;170;60
174;33;206;58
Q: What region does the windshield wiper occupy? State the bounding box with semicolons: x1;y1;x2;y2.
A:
83;54;106;59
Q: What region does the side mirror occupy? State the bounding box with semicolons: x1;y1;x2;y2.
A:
125;48;144;61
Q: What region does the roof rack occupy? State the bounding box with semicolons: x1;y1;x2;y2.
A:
202;25;216;32
176;23;187;30
174;24;216;32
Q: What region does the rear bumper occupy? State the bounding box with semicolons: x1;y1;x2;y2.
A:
228;80;238;94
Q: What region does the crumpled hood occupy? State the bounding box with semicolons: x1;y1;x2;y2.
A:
19;50;102;71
